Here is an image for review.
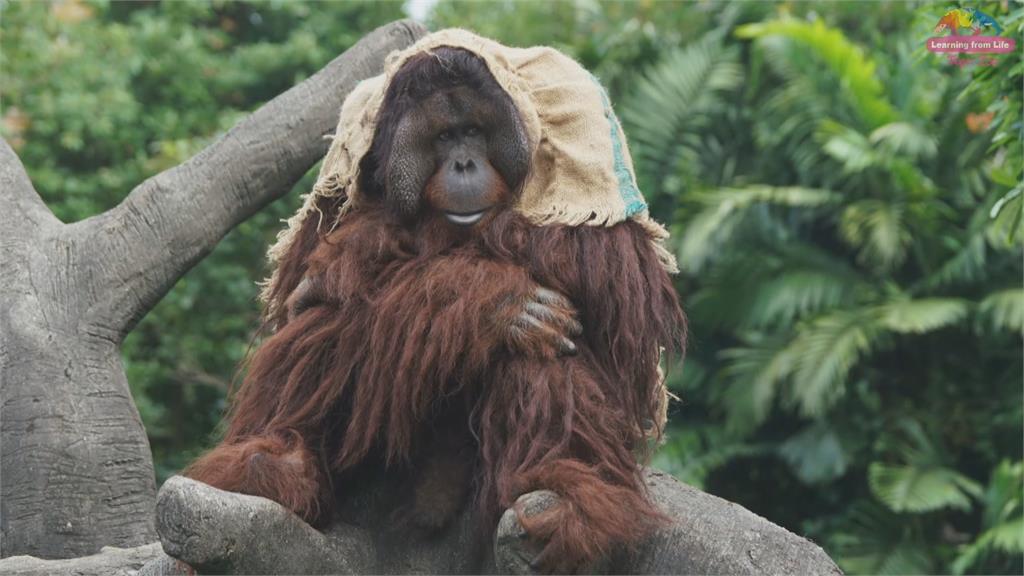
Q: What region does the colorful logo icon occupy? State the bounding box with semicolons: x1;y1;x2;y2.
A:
928;7;1016;66
934;8;976;35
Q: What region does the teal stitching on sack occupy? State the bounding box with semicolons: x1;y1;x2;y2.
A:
590;75;646;217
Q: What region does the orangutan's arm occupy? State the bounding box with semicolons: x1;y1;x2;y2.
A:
290;256;582;368
184;429;334;527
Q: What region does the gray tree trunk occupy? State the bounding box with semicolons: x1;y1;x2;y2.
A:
0;20;427;559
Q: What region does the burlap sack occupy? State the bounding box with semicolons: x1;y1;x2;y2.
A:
262;29;678;434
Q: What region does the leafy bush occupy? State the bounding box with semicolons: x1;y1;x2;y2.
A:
625;6;1022;574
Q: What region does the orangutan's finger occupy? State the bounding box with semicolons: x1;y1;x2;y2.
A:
566;317;583;337
533;287;572;310
524;295;581;339
515;312;576;356
559;337;578;356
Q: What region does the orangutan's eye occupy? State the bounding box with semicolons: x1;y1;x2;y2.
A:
438;130;452;142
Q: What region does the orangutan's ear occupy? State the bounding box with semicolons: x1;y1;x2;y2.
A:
285;275;325;322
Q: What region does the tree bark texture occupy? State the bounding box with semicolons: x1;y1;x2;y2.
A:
1;473;842;575
0;20;427;559
126;473;841;575
0;544;164;576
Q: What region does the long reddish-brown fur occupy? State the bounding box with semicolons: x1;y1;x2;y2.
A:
188;199;686;571
187;47;687;573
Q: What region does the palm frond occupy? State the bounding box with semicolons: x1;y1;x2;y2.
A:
986;518;1024;554
753;74;831;182
953;514;1024;574
981;460;1024;528
736;18;896;129
876;298;970;334
652;424;767;488
768;299;967;417
816;119;936;197
678;186;839;272
778;422;849;484
989;183;1024;245
623;36;742;202
840;199;911;271
869;122;938;160
748;270;854;328
784;308;880;417
869;463;982;513
831;501;936;575
978;289;1024;333
720;336;797;434
819;120;878;173
922;234;988;289
869;419;982;513
744;241;866;328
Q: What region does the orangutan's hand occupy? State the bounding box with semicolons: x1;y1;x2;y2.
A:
503;287;583;358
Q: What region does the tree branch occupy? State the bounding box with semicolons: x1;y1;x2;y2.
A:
153;477;374;575
497;471;843;574
174;367;230;391
77;20;426;338
139;471;841;575
0;543;163;576
0;137;61;236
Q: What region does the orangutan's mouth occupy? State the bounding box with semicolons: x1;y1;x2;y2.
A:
444;209;488;225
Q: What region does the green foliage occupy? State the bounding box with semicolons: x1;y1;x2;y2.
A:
677;186;839;273
3;1;1021;573
830;501;937;575
969;3;1024;243
736;18;897;129
952;460;1024;574
979;289;1024;332
868;420;983;513
1;0;403;479
624;37;743;208
622;3;1022;574
778;422;848;484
